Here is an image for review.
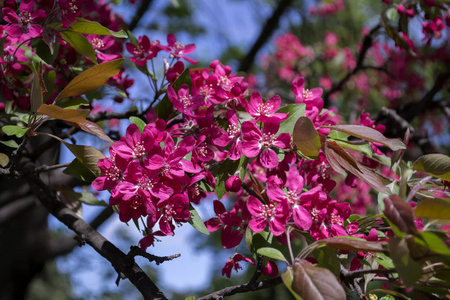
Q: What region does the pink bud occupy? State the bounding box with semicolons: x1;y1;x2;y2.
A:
225;175;242;192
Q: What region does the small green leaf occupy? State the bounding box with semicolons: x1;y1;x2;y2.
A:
185;296;195;300
209;159;240;200
63;158;97;182
60;31;98;64
413;154;450;181
0;140;19;148
60;188;108;206
59;140;105;177
418;232;450;256
69;18;128;38
276;103;306;135
0;153;9;167
293;116;321;159
1;125;28;138
55;58;125;102
187;204;209;235
257;247;288;263
30;70;43;113
129;116;147;133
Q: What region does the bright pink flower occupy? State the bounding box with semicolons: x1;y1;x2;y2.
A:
291;76;324;111
167;83;204;117
2;0;46;38
165;33;198;64
222;254;254;278
241;117;291;168
166;61;185;83
262;260;279;277
92;147;122;191
126;35;162;66
247;195;290;236
225;175;242;193
157;194;191;236
244;91;287;123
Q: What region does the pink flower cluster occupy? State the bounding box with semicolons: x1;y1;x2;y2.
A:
310;0;345;17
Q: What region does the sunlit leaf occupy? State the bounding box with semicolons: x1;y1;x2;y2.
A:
418;232;450;256
415;198;450;222
276;103;306;135
293;260;346;300
187;204;209;235
55;58;125;101
60;31;98;64
257;247;288;263
0;153;9;167
413;154;450;181
69;18;128;38
1;125;28;138
293;116;321;159
0;140;19;148
129;116;147;133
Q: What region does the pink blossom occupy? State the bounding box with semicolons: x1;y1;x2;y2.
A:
247;195;290;236
157;194;191;236
165;33;198;64
126;35;162;66
222;254;254;278
244;91;287;123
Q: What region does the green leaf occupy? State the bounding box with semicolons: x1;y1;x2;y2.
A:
257;247;288;263
60;141;105;177
185;296;195;300
276;103;306;135
293;116;321;159
313;247;340;277
60;31;98;64
329;131;373;157
293;261;346;300
209;159;240;200
155;68;192;120
55;58;125;102
0;153;9;167
63;158;98;182
322;125;406;151
34;37;59;65
418;232;450;256
1;125;28;138
69;18;128;38
0;140;19;148
376;253;395;269
413;154;450;181
187;204;209;235
56;97;90;110
281;267;303;300
415;197;450;222
43;70;56;102
129;116;147;133
388;237;423;287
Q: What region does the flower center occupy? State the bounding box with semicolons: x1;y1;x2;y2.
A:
20;11;33;25
91;37;105;50
261;132;275;148
133;142;146;159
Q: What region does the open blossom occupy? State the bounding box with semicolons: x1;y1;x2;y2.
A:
241;117;291;168
126;35;164;66
244;91;287;123
222;254;254;278
247;195;290;236
157;194;191;235
165;33;198;64
167;84;204;117
2;0;46;38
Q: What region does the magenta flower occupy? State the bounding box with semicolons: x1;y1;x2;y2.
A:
244;91;287;123
166;33;198;64
91;147;122;192
126;35;162;66
241;117;291;168
222;254;254;278
291;76;324;111
2;0;46;38
157;194;191;236
246;195;289;236
167;84;204;117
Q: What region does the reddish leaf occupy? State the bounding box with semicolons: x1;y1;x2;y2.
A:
383;195;418;235
38;104;112;143
318;236;388;253
293;116;322;159
325;141;390;194
293;260;346;300
323;125;406;151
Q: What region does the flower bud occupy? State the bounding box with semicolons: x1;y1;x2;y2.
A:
225;175;242;192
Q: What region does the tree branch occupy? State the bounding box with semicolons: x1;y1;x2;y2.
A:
323;24;382;107
197;276;282;300
30;176;168;300
127;0;154;32
238;0;293;73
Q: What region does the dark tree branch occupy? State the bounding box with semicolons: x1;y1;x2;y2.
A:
127;0;154;32
127;246;181;265
238;0;293;73
197;276;283;300
30;176;168;300
323;24;382;107
400;70;450;122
